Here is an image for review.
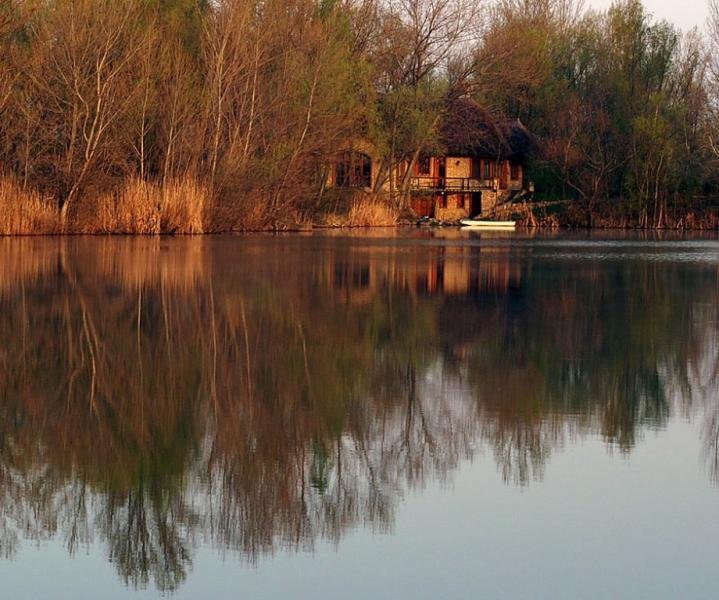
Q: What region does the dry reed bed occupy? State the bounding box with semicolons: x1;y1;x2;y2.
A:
0;176;210;234
321;195;399;227
0;178;59;235
89;178;209;234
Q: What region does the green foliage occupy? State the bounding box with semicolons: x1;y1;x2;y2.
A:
376;81;447;158
475;0;714;217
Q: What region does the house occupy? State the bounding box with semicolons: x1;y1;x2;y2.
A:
409;99;534;220
325;99;535;220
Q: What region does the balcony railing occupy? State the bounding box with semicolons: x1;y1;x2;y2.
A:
409;177;495;193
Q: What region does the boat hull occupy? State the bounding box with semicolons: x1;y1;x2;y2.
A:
460;219;516;229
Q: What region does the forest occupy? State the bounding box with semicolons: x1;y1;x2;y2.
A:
0;0;718;232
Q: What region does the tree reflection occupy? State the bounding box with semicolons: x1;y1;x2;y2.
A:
0;236;716;591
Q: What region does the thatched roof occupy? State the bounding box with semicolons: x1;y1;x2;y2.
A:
440;98;536;160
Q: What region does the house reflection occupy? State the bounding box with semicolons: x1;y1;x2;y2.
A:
324;245;521;303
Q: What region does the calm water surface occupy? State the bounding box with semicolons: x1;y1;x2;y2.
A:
0;230;718;599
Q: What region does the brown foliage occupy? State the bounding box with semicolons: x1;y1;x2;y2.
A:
0;177;59;235
320;193;400;227
0;0;373;231
86;178;208;234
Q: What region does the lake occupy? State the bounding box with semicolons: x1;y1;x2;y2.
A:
0;230;718;599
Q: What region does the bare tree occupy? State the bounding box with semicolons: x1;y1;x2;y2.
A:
26;0;147;222
707;0;719;159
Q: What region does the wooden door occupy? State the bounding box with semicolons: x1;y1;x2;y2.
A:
500;161;509;190
471;192;482;217
411;196;434;217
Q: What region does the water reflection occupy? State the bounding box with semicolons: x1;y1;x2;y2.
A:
0;234;717;592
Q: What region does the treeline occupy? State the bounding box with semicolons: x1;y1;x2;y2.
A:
480;0;719;226
0;0;717;232
0;0;374;231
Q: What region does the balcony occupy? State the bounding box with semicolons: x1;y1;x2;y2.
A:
409;177;495;194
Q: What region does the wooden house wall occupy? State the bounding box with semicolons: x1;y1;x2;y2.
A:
445;157;471;179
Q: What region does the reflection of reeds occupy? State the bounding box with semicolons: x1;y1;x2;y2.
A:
90;237;208;292
0;238;59;294
0;237;208;296
86;178;208;234
0;177;59;235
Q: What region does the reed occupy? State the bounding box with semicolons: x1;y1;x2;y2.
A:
321;194;399;227
345;196;399;226
0;177;59;235
88;178;209;234
159;178;208;233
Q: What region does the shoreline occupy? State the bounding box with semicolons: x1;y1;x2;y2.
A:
2;176;716;234
1;221;718;237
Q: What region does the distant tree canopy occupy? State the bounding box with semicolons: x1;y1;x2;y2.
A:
475;0;716;221
0;0;716;228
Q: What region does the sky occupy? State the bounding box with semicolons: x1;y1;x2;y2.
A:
588;0;711;31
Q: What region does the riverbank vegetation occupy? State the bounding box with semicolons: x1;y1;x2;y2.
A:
0;0;717;233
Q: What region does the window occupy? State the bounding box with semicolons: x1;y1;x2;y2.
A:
417;156;432;175
483;161;493;179
510;163;520;181
335;152;372;188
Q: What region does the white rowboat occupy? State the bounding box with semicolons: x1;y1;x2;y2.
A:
460;219;516;229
